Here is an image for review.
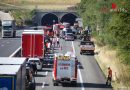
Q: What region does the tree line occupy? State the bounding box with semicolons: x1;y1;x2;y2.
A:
77;0;130;83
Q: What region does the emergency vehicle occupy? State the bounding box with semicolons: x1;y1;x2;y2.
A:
52;53;78;86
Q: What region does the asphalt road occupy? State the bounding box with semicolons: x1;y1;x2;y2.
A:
0;30;23;57
35;39;113;90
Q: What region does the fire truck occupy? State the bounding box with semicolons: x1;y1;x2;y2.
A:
52;53;78;86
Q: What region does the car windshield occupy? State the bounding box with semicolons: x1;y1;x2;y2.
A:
81;42;94;45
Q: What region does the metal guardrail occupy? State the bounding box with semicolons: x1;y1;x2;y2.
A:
9;47;21;57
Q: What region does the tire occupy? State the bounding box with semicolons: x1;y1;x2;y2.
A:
53;83;56;86
91;51;94;55
53;83;58;86
71;81;77;86
80;51;82;55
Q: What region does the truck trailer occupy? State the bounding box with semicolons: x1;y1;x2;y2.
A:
0;57;26;90
21;30;44;59
0;65;25;90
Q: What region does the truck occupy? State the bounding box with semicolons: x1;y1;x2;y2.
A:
52;53;77;86
21;30;44;59
80;41;95;55
0;65;25;90
1;20;16;38
0;57;26;65
0;57;26;90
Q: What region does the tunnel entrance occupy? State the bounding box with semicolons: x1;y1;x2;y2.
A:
60;13;78;26
41;13;58;26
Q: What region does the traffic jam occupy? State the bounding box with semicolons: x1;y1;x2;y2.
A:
0;20;95;90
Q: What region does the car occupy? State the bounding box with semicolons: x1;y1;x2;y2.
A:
65;33;74;41
28;58;43;70
80;41;95;55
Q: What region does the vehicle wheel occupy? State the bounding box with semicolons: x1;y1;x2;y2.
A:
53;83;56;86
80;52;82;55
71;81;77;86
91;51;94;55
53;83;58;86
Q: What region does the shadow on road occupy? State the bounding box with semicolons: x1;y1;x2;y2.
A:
35;83;43;86
62;82;112;89
34;74;46;77
78;62;84;69
77;82;112;88
38;69;52;72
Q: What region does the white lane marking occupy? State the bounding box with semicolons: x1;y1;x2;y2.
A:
72;41;85;90
1;44;4;46
45;71;48;76
42;82;45;88
9;47;21;57
6;42;10;44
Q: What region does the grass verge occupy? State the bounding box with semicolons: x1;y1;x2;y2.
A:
93;38;130;90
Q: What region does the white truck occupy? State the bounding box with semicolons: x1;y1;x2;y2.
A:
52;53;78;86
1;20;16;38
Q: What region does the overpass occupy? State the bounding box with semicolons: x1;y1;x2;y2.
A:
33;10;79;26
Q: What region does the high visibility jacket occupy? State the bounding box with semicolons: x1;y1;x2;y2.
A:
108;69;112;78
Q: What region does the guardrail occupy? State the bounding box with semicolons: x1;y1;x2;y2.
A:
9;47;21;57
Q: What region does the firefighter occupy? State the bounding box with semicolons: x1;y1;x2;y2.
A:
106;67;112;86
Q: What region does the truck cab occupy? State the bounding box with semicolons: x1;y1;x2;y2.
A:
1;20;16;38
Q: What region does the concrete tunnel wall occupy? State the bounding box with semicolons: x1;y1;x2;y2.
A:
41;13;78;26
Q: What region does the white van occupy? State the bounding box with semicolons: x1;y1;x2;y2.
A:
28;58;42;70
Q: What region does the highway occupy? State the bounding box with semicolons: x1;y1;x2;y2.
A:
0;29;112;90
35;39;112;90
0;30;23;57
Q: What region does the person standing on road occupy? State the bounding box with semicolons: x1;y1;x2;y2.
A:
32;61;37;75
56;37;60;47
106;67;112;86
52;37;57;47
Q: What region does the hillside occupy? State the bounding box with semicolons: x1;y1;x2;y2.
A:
78;0;130;89
0;0;81;10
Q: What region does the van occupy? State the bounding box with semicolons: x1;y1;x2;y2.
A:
28;58;42;70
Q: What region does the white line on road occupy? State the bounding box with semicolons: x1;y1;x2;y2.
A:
0;44;4;47
9;47;21;57
6;42;10;44
45;71;48;76
72;41;85;90
42;82;45;88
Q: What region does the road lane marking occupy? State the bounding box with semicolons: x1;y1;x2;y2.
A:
45;71;48;76
0;44;4;47
72;41;85;90
42;82;45;88
6;42;10;44
9;47;21;57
